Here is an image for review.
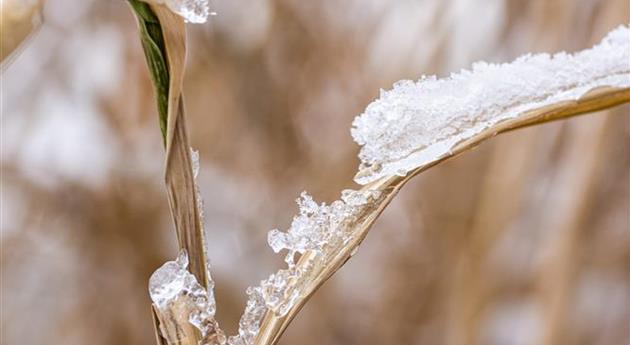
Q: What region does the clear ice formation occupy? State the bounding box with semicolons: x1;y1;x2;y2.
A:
225;188;381;345
149;164;381;343
268;190;382;265
263;190;381;308
145;0;210;23
149;25;630;345
226;287;266;345
149;252;267;345
148;149;225;344
351;25;630;185
149;251;226;345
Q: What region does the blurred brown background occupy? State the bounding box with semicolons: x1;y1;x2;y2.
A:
1;1;629;344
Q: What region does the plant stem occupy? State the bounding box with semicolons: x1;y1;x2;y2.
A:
129;3;212;344
253;86;630;345
129;0;208;290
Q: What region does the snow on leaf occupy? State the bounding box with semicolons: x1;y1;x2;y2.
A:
351;25;630;184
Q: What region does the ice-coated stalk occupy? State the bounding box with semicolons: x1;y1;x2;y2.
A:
150;251;226;345
145;24;630;345
231;25;630;345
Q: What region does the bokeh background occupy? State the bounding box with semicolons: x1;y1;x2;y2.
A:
1;1;629;344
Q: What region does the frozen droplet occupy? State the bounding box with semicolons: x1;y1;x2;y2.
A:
148;250;225;344
149;250;189;308
267;229;287;253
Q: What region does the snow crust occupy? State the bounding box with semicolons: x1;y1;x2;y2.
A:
351;25;630;184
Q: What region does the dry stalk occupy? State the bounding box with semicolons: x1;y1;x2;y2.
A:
129;2;210;344
253;86;630;345
151;5;209;289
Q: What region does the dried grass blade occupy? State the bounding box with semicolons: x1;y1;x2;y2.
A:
150;4;209;289
129;2;211;344
129;0;208;288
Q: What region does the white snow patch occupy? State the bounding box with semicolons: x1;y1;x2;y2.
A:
352;25;630;184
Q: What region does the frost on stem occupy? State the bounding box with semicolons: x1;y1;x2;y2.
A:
268;190;382;266
149;149;225;345
226;287;266;345
149;251;226;345
225;26;630;343
352;25;630;184
226;189;381;344
191;148;207;235
144;0;210;23
149;23;629;345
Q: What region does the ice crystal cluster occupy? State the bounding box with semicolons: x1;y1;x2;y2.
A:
148;149;226;344
226;287;266;345
145;0;210;23
268;190;381;265
225;188;381;345
352;25;630;184
263;190;381;306
149;251;226;345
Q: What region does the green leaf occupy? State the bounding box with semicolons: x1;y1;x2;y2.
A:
128;0;169;145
